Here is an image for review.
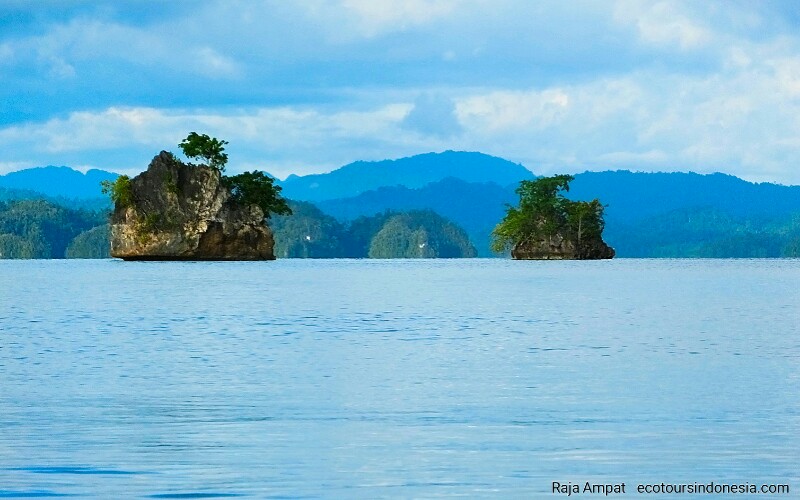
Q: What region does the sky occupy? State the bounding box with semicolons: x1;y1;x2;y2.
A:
2;0;800;184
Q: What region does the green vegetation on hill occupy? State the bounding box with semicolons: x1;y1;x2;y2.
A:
179;132;229;172
1;185;111;212
368;211;476;258
65;225;111;259
270;204;476;258
605;207;800;257
4;153;800;259
317;177;514;257
0;200;107;259
270;201;349;258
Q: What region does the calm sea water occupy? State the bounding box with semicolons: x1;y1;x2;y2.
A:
0;259;798;499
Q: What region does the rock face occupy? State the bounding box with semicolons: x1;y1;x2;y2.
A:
511;232;615;260
110;151;275;260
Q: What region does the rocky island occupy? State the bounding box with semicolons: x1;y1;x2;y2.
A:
106;134;290;260
492;174;615;260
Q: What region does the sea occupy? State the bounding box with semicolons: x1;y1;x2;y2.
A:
0;259;798;499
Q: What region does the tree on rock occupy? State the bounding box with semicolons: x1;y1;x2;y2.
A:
223;171;292;220
178;133;292;220
491;175;614;259
179;132;229;172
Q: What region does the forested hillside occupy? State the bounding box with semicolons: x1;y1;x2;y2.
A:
317;178;513;256
270;202;476;258
3;153;800;259
0;200;108;259
605;207;800;257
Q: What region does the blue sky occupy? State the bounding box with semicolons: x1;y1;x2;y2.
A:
2;1;800;184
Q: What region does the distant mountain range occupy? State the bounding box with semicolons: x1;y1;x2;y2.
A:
279;151;533;201
317;178;515;256
568;170;800;224
0;166;117;199
2;151;800;257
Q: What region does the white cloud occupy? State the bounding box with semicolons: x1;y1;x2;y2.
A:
0;104;417;178
3;16;243;81
457;89;571;132
192;47;242;79
614;0;712;49
402;93;463;137
4;1;800;185
5;51;800;185
445;60;800;183
340;0;462;36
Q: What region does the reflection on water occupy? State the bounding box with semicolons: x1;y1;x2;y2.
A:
0;259;798;498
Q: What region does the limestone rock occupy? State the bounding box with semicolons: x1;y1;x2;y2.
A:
110;151;275;260
511;232;615;260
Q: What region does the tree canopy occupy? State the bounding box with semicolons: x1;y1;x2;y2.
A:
491;174;606;255
179;132;229;172
223;171;292;220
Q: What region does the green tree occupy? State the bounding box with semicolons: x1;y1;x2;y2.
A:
566;199;605;255
223;171;292;220
100;175;133;208
491;174;606;254
179;132;229;171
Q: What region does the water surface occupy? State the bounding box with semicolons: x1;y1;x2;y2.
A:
0;259;798;498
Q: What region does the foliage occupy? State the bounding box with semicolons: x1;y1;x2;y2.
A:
176;133;291;220
100;175;133;208
367;210;476;258
270;204;476;258
0;231;49;259
223;171;292;220
179;132;229;172
270;201;348;258
65;225;111;259
491;174;606;254
784;236;800;257
368;217;433;258
345;211;396;257
162;170;179;195
0;199;106;259
605;207;800;258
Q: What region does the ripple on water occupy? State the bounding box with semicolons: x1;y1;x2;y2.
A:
0;259;798;498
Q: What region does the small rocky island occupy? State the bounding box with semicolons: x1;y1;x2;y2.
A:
492;174;615;260
107;134;290;260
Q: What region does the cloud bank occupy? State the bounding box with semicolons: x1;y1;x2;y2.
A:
2;0;800;183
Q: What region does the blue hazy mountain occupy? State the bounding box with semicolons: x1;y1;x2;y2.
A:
318;178;516;256
279;150;534;201
0;166;118;199
315;170;800;257
569;170;800;224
